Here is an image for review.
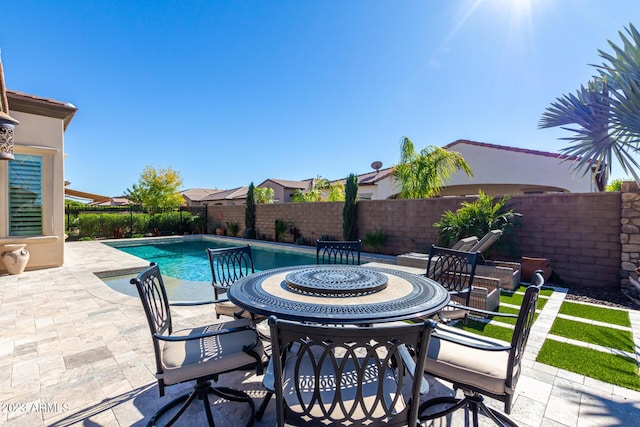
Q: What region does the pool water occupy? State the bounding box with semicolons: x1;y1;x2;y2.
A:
103;239;317;301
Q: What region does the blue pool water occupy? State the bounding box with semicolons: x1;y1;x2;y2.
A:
102;238;317;301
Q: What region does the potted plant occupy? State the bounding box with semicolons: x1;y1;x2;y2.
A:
214;224;225;236
226;221;239;237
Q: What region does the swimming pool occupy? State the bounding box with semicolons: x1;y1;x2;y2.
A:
102;237;318;301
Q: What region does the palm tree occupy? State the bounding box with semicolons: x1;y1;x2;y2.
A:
394;137;472;199
539;23;640;183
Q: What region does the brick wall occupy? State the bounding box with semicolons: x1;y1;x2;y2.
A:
207;192;623;290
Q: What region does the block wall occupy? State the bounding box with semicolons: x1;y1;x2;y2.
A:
207;192;623;290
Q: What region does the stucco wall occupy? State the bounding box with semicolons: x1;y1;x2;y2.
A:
207;192;622;290
0;111;65;272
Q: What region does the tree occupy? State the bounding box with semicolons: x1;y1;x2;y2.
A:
291;176;345;202
245;182;256;238
125;165;184;210
539;23;640;184
342;173;358;240
254;187;275;204
394;137;473;199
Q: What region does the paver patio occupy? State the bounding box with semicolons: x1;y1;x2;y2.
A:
1;240;639;426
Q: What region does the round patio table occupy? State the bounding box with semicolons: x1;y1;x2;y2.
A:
228;264;449;324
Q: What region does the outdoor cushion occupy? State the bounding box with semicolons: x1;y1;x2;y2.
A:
425;324;510;395
214;299;259;319
161;318;263;385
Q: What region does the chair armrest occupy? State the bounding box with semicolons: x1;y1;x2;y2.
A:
261;357;275;392
432;326;512;352
398;344;429;395
169;295;229;306
445;301;518;319
154;324;254;342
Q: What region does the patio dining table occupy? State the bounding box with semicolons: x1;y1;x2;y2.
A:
227;263;450;325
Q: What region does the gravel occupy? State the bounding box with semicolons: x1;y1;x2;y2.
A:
563;287;639;310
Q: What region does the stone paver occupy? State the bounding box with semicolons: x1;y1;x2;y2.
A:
0;240;639;426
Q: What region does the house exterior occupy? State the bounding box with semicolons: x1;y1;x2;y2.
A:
182;187;248;206
440;140;602;196
334;167;399;200
258;178;312;203
1;90;77;273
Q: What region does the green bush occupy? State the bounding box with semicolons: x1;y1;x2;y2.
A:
78;213;131;238
362;228;387;253
434;191;521;257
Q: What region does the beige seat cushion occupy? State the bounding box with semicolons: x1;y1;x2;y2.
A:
425;324;510;395
215;299;262;320
283;352;405;420
161;318;263;385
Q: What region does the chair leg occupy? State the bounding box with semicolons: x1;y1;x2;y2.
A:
148;380;257;427
419;392;518;427
255;391;273;420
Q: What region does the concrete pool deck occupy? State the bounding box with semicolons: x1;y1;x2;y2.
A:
1;239;639;426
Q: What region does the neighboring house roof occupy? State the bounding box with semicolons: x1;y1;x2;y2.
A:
333;167;395;186
92;197;132;206
259;178;312;190
201;186;248;202
181;188;221;202
443;139;581;162
7;89;77;130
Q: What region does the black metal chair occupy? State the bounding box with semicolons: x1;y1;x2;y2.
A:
316;240;361;265
425;245;480;323
419;281;543;427
266;315;434;427
206;245;264;321
130;263;264;427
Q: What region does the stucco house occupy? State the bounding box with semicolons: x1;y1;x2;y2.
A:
0;90;77;273
258;178;312;203
439;140;603;195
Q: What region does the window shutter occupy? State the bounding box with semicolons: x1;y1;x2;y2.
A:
8;154;43;236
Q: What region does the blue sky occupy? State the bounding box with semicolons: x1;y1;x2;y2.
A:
1;0;638;196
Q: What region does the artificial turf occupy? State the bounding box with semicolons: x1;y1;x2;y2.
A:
549;318;635;352
537;340;640;391
558;301;631;327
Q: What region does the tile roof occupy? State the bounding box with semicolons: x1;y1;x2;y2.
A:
260;178;312;189
181;188;222;201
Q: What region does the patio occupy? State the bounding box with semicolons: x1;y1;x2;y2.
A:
1;240;640;426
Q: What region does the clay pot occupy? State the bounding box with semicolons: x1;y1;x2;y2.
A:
521;256;551;283
1;244;30;275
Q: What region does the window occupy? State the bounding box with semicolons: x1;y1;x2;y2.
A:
8;154;43;236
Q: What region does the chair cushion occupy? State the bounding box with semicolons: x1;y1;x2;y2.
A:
160;318;263;385
282;352;405;420
424;324;510;395
215;299;260;320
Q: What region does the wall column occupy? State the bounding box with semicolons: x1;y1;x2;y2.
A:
620;180;640;305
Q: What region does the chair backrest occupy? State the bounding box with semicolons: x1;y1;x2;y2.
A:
426;245;479;306
450;236;479;251
468;229;503;254
506;284;540;398
206;245;255;294
269;316;433;427
130;263;172;388
316;240;361;265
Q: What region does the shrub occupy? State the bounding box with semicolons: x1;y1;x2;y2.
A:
434;191;520;257
362;228;387;253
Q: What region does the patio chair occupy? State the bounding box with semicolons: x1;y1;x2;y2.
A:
468;229;503;257
419;282;542;427
266;315;435;427
425;245;480;323
451;235;479;251
130;263;264;427
206;245;264;321
316;239;361;265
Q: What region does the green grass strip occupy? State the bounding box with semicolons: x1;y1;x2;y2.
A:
499;292;548;311
549;318;634;352
455;319;513;342
559;301;630;327
537;340;640;391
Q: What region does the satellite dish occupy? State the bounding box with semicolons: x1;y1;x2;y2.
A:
371;161;383;172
